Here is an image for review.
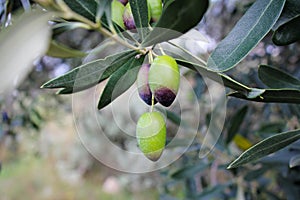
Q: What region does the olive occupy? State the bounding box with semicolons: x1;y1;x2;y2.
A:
123;2;151;30
147;0;162;22
137;64;157;105
111;0;125;29
148;55;180;107
118;0;128;5
136;111;166;161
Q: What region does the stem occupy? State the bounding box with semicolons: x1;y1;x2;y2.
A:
56;0;146;54
148;50;154;63
158;44;166;55
150;95;155;112
168;41;207;66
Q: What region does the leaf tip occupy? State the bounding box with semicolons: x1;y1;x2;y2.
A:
226;164;233;170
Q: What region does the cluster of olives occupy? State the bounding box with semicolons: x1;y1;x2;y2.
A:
136;55;180;161
111;0;162;30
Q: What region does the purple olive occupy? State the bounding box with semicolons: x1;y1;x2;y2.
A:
137;64;157;105
118;0;128;5
123;3;136;30
122;3;151;30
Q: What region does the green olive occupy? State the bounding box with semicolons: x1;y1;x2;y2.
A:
148;55;180;107
111;0;125;29
147;0;162;22
136;111;166;161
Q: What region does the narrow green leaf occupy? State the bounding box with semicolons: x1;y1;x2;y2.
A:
226;106;248;144
273;15;300;45
207;0;286;72
229;88;300;104
228;129;300;169
176;59;250;93
142;0;209;47
257;122;286;135
171;162;210;179
259;65;300;89
41;50;135;92
129;0;149;40
64;0;98;22
273;0;300;30
98;55;145;109
46;40;87;58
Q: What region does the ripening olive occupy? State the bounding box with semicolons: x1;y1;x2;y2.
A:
136;111;166;161
118;0;128;5
137;64;157;105
111;0;125;29
148;55;180;107
123;2;151;30
147;0;162;22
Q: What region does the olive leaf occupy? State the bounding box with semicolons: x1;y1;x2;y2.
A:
41;50;136;93
46;40;87;58
229;89;300;104
142;0;209;47
207;0;285;72
258;65;300;89
273;15;300;46
228;129;300;169
98;54;145;109
226;106;248;144
272;0;300;30
63;0;98;22
129;0;149;40
175;59;250;93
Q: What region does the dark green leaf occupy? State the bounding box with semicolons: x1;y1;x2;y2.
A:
207;0;285;72
229;88;300;104
64;0;98;22
171;162;210;179
228;129;300;168
41;50;136;92
98;55;145;109
258;65;300;89
273;15;300;45
273;0;300;30
226;106;248;144
176;59;250;93
142;0;209;47
129;0;149;40
46;40;87;58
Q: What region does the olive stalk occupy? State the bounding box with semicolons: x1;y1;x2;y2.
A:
55;0;147;54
